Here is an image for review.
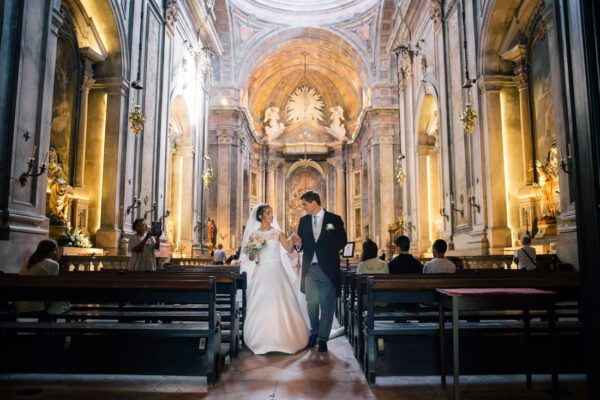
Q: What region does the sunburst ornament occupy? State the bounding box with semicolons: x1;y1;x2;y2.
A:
285;86;325;124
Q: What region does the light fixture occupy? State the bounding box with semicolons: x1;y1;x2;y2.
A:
129;2;145;135
202;155;214;189
395;154;406;186
129;105;145;136
459;0;477;134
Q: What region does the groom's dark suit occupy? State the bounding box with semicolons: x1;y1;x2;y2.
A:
297;210;347;294
297;209;347;344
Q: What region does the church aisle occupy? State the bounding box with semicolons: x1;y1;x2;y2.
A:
0;330;585;399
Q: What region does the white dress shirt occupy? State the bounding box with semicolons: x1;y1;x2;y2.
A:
311;208;325;263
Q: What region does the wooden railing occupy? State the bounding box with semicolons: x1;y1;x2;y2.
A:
60;256;170;272
59;253;562;272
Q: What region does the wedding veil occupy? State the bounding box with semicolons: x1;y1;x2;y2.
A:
239;204;299;287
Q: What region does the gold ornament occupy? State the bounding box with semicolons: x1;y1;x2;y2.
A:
129;105;146;136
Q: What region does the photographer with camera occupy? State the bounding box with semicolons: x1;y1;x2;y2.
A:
128;218;161;271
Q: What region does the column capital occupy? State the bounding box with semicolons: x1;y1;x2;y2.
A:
478;74;515;92
428;0;443;30
165;0;179;31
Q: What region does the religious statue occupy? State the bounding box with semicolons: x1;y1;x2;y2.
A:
535;143;560;221
46;145;73;225
206;218;217;246
263;106;286;142
425;109;439;145
326;105;347;142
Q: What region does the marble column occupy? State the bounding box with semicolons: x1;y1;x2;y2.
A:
179;145;195;255
478;76;512;253
333;159;346;221
416;146;431;254
0;0;63;272
266;160;277;213
73;50;104;187
95;78;128;255
501;45;534;184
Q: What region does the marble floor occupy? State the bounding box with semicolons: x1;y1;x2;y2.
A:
0;331;587;400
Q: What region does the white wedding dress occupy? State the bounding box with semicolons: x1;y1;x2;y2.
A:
242;228;309;354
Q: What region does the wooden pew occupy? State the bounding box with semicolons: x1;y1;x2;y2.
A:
0;275;222;384
56;269;243;359
358;274;581;384
351;272;580;367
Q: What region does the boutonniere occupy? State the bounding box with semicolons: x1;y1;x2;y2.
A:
325;223;335;231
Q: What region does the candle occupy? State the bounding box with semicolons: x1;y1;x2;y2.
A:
31;145;37;159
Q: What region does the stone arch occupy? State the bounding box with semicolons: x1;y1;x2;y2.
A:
285;162;327;232
166;96;194;256
414;93;442;255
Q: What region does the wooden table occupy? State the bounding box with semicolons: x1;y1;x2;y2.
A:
436;288;558;400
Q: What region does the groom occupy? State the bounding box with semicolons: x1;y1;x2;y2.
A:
292;191;347;352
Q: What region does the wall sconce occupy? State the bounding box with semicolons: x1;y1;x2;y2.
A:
395;154;406;186
450;194;464;218
559;143;573;174
129;105;146;136
202;155;214;188
439;208;450;221
144;201;157;220
468;195;481;213
19;145;47;186
126;196;142;215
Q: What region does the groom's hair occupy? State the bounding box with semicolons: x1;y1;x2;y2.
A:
300;191;321;205
256;204;270;221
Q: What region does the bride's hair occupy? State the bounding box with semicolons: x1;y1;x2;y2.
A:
255;204;270;221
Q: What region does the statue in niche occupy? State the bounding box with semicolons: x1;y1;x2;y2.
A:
535;142;560;221
263;106;286;142
425;109;439;145
47;145;73;225
326;106;347;142
206;218;217;246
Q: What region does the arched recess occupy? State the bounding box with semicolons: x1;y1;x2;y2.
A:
480;0;564;248
166;96;194;256
414;93;442;255
45;0;127;249
285;162;326;233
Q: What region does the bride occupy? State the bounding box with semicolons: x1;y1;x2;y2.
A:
241;204;309;354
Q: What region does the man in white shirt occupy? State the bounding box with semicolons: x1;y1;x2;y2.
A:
423;239;456;274
513;235;537;270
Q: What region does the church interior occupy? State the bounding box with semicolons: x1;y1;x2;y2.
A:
1;0;599;399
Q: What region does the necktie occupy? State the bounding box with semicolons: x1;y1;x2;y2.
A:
313;215;318;239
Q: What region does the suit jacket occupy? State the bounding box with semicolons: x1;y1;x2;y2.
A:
297;210;347;294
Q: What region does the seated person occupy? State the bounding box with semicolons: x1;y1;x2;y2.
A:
423;239;456;274
213;243;226;265
17;239;69;315
388;235;423;274
357;239;389;274
513;235;536;270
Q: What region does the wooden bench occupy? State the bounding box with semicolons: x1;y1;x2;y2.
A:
0;275;222;384
349;271;580;363
55;269;244;359
360;274;582;385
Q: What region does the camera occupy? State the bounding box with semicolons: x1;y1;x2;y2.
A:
150;221;162;237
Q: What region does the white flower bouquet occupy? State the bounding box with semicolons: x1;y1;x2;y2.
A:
243;236;267;254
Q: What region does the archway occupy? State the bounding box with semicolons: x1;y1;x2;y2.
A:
415;94;442;255
166;96;194;257
285;162;326;233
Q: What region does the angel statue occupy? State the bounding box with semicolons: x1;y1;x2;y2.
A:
263;106;286;142
326;105;347;142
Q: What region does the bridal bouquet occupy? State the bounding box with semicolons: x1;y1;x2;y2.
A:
243;236;267;254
